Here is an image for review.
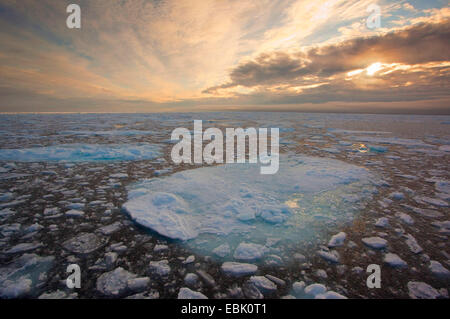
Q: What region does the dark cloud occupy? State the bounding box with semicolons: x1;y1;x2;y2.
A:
204;19;450;92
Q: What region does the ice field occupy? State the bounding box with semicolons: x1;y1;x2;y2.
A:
0;112;449;299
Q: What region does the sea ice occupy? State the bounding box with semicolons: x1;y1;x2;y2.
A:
328;232;346;247
62;233;107;255
178;287;208;299
304;283;327;297
0;254;54;298
317;250;340;263
375;217;389;228
184;273;199;286
407;281;440;299
0;143;162;162
221;262;258;277
429;260;450;279
148;260;171;276
4;242;42;254
249;276;277;294
362;237;387;249
234;243;267;261
96;267;137;297
405;234;422;254
123;155;377;263
384;253;407;268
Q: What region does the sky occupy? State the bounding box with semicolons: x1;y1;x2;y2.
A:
0;0;449;113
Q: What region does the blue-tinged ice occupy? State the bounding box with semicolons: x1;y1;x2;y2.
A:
123;155;379;263
0;143;162;162
59;130;156;137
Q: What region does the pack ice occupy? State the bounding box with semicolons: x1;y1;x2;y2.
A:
123;155;378;263
0;143;162;162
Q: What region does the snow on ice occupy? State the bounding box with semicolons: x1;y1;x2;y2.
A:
123;154;378;263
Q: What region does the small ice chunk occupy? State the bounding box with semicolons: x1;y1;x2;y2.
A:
362;237;387;249
4;242;42;254
396;212;414;225
405;234;422;254
148;260;171;276
98;222;122;235
390;192;405;200
0;193;14;202
407;281;440;299
183;255;195;264
184;273;199;286
384;253;407;268
317;250;340;263
110;173;128;179
65;210;84;218
316;269;328;279
249;276;277;294
178;287;208;299
62;233;107;255
414;196;448;207
67;203;84;210
328;232;346;247
96;267;137;297
375;217;389;228
265;275;285;287
127;277;150;293
291;281;306;297
221;262;258;277
429;260;450;279
153;244;169;252
304;283;327;296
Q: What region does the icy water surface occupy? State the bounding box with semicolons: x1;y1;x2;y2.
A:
0;112;449;299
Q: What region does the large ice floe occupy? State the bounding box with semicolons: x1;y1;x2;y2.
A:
0;143;162;162
123;154;379;263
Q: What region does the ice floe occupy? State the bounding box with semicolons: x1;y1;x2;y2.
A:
0;143;162;162
123;154;378;263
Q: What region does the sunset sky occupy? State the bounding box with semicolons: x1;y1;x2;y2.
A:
0;0;449;113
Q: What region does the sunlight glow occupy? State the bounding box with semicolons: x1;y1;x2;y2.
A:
366;62;383;76
347;69;364;77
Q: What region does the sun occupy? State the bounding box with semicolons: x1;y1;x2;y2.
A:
366;62;383;76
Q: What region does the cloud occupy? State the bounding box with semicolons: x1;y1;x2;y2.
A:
204;19;450;92
0;0;449;112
